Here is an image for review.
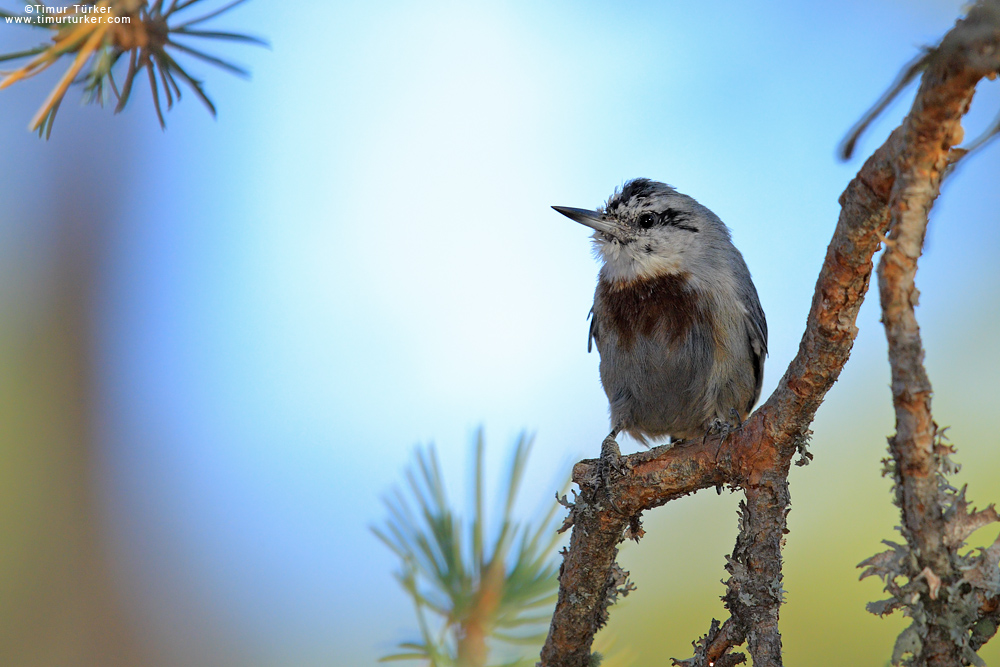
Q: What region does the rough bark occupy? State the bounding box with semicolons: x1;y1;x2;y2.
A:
881;4;989;583
727;481;789;667
539;480;629;667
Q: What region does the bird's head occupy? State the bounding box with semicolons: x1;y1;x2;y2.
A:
554;178;730;284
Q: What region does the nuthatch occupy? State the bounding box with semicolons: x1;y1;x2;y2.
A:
554;179;767;473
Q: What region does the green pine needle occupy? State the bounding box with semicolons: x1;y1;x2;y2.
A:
0;0;268;136
374;430;569;667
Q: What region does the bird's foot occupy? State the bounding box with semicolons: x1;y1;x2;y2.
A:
598;431;632;514
703;416;738;445
599;432;626;488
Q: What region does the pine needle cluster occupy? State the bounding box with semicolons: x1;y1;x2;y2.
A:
373;432;567;667
0;0;266;137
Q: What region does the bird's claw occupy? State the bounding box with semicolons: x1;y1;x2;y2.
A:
704;413;742;445
730;407;747;433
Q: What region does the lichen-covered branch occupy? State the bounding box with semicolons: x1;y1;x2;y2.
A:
673;479;792;667
539;3;1000;666
539;478;628;667
672;617;745;667
726;481;790;667
871;3;1000;665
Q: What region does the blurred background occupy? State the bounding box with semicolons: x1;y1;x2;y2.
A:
1;0;999;665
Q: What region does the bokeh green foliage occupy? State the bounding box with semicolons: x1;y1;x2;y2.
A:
373;431;568;667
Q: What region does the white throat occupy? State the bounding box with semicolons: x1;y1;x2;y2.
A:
593;234;686;283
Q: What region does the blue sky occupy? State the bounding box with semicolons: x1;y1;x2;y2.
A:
4;0;1000;665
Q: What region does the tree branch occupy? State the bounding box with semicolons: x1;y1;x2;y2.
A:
539;482;629;667
725;481;789;667
672;617;745;667
876;3;1000;664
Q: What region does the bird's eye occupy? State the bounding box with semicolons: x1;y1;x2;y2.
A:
638;212;656;229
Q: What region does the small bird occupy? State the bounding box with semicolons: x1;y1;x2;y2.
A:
554;178;767;471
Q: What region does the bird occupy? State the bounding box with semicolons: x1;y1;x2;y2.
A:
553;178;767;475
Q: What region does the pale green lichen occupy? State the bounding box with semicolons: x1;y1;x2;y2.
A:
861;429;1000;666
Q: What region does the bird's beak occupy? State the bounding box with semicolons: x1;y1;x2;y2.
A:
551;206;624;238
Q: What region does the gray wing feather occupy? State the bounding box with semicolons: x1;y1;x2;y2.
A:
742;282;768;411
587;307;599;353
